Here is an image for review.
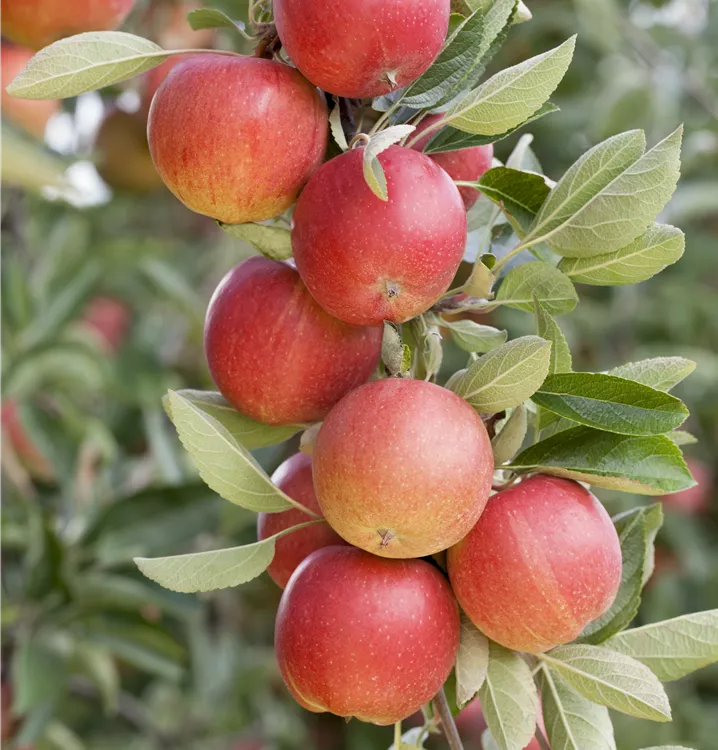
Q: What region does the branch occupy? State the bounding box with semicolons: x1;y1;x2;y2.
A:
433;687;464;750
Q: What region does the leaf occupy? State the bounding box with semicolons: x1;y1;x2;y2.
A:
608;357;696;392
165;390;297;512
216;222;293;260
456;614;490;708
558;224;685;285
444;36;575;135
1;125;70;193
362;125;416;200
527;127;683;258
163;390;301;449
72;644;119;716
463;257;496;299
667;430;697;446
381;322;408;376
455;335;552;414
491;404;527;465
534;298;572;374
532;373;689;436
134;521;322;593
539;645;671;722
540;667;616;750
12;635;67;714
605;610;718;682
186;8;247;37
389;727;427;750
329;100;349;151
477;167;551;228
479;641;539;750
6;32;171;100
496;262;578;315
439;319;508;353
508;427;695;494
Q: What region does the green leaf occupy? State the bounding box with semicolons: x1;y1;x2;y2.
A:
216;222;293;260
186;8;248;37
164;390;301;449
527;127;683;258
165;390;297;512
463;256;496;299
608;357;696;392
455;335;552;414
438;318;508;353
1;125;70;193
534;298;572;374
12;635;67;714
638;747;695;750
45;721;86;750
540;667;616;750
5;32;171;99
491;405;528;464
580;504;663;644
134;521;322;593
362;125;416;201
532;373;688;436
605;610;718;682
329;100;349;151
456;614;490;708
479;641;539;750
558;224;685;285
508;427;695;494
444;36;575;135
539;645;671;722
477;167;551;228
381;322;409;376
496;262;578;315
72;643;119;716
667;430;697;446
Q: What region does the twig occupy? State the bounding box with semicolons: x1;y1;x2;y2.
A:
433;687;464;750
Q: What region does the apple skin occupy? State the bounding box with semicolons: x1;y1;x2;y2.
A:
292;146;467;326
661;457;712;514
148;55;328;224
411;114;494;209
1;44;59;138
275;545;460;725
140;56;187;118
1;0;135;50
273;0;449;98
257;453;346;588
204;257;383;426
448;475;622;654
313;379;494;558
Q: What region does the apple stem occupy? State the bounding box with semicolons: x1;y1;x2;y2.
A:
535;726;551;750
394;720;402;748
433;687;464;750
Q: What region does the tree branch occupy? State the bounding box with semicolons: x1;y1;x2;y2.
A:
433;687;464;750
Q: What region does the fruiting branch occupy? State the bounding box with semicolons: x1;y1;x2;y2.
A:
433;687;464;750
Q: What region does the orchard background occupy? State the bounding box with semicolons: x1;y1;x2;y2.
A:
2;1;718;750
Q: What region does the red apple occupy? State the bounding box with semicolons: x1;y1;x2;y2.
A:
79;295;131;353
1;0;136;50
204;257;382;426
292;146;467;326
147;55;328;224
313;379;493;558
661;457;712;514
140;56;187;118
1;400;54;481
273;0;449;98
411;114;493;209
448;475;622;654
1;43;59;138
275;545;460;725
154;0;215;51
257;453;346;588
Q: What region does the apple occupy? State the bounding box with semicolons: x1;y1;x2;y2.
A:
275;545;460;725
1;0;136;50
147;55;328;224
292;146;467;326
257;452;346;588
154;0;215;51
79;295;131;353
313;378;493;558
411;114;494;210
661;457;712;514
1;44;59;138
273;0;449;98
204;257;383;426
1;400;54;482
448;475;622;654
140;56;187;118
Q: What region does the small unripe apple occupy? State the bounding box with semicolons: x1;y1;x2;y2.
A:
313;379;493;558
148;55;328;224
257;453;345;588
273;0;449;98
275;545;460;725
1;0;136;50
204;257;383;426
661;457;712;514
1;44;59;138
411;114;494;210
292;146;467;326
448;475;622;653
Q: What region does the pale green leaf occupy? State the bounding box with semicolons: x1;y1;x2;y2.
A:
463;257;496;299
534;298;572;374
456;614;490;708
73;643;119;716
638;747;695;750
667;430;697;446
381;322;407;376
187;8;247;37
439;319;508;353
329;101;349;151
496;262;578;315
477;167;550;229
1;126;70;193
362;125;416;201
608;357;696;392
216;222;293;260
491;404;528;464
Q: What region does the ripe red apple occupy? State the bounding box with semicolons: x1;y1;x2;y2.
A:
140;56;186;117
154;0;215;51
1;44;59;138
79;295;131;353
292;146;467;326
204;257;382;426
275;545;460;725
661;457;712;514
411;114;494;210
448;475;622;654
257;453;346;588
147;55;328;224
1;0;136;50
273;0;449;98
313;379;493;558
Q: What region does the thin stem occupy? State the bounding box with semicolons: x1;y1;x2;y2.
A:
454;180;479;188
368;99;402;136
394;720;402;748
534;726;551;750
491;235;542;276
433;687;464;750
405;118;444;149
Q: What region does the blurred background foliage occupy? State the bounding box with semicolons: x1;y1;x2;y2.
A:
1;1;717;749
